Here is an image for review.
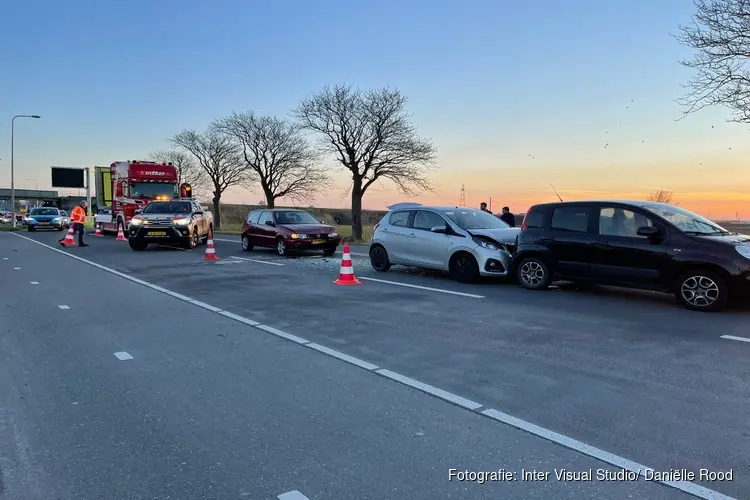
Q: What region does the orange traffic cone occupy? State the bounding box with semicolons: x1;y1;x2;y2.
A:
334;243;361;285
116;224;127;241
60;226;76;247
94;223;103;236
203;230;219;261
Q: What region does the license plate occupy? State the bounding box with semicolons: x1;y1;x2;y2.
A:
148;231;166;236
312;239;325;244
38;221;49;225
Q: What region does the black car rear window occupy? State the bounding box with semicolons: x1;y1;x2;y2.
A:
551;206;590;233
524;209;546;229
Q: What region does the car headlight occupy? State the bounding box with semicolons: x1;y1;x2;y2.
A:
130;218;143;226
28;218;36;223
329;232;338;238
173;217;189;226
472;236;498;251
736;246;750;259
291;233;307;239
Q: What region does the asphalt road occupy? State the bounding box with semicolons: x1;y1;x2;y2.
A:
2;230;748;499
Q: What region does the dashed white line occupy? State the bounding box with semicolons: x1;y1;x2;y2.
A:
13;267;20;270
720;335;750;343
377;369;483;410
256;324;309;344
308;343;379;370
359;276;486;298
230;256;285;266
2;257;8;260
11;232;737;500
113;351;134;360
481;408;735;500
30;281;39;285
189;300;223;312
278;491;310;500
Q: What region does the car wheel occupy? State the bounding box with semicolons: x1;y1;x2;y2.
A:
57;226;64;231
28;227;34;232
369;245;391;272
129;240;147;251
675;269;728;312
449;252;480;283
241;234;253;252
276;238;287;257
186;229;199;250
516;256;552;290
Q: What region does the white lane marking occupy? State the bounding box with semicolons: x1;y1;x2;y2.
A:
219;310;260;326
165;290;194;301
14;232;734;500
359;277;486;299
30;281;39;285
308;343;378;370
114;351;134;360
481;409;735;500
189;300;223;312
214;238;368;256
256;324;309;344
278;491;310;500
230;256;285;266
377;369;483;410
2;257;8;260
720;335;750;343
58;305;70;310
214;238;240;244
13;267;20;270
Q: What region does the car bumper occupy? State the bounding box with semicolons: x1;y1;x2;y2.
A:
28;222;63;230
474;246;514;277
128;225;191;243
285;237;341;251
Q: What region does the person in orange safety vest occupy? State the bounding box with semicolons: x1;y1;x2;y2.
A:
59;201;89;247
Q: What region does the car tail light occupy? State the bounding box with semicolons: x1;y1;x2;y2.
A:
521;210;531;230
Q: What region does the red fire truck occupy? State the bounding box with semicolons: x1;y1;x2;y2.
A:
94;160;179;235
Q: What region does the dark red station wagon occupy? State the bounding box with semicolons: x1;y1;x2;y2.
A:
241;209;342;256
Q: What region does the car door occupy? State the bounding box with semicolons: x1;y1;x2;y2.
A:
245;211;261;243
546;205;595;278
381;210;415;264
589;205;669;286
191;202;205;235
407;210;452;269
255;211;276;247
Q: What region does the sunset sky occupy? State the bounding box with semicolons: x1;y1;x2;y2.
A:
1;0;748;220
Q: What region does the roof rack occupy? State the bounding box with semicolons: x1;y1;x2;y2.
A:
386;202;423;210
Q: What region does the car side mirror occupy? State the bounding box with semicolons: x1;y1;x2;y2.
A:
430;225;447;234
637;226;659;237
264;220;275;226
134;209;142;215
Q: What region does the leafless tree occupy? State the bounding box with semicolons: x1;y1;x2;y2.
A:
647;189;674;203
148;149;207;194
675;0;750;122
170;129;247;229
212;112;329;209
295;85;437;241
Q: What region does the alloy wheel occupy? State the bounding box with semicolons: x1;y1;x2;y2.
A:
680;275;720;308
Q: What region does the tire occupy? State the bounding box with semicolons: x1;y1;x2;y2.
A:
369;245;391;272
449;252;480;283
674;269;729;312
57;226;64;231
323;248;336;257
276;238;287;257
241;234;253;252
516;256;553;290
27;227;34;232
185;229;199;250
129;240;147;251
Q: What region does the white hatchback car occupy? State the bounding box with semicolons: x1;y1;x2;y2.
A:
369;203;520;282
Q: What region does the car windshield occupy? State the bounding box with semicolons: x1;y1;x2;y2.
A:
640;203;728;235
131;183;178;198
30;208;58;216
274;211;319;224
142;202;192;214
441;208;510;230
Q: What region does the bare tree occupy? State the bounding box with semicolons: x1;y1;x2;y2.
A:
295;85;437;240
148;149;207;193
212;112;329;208
170;129;247;229
676;0;750;122
647;189;674;203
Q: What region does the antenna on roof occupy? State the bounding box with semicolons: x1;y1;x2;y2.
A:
550;184;563;202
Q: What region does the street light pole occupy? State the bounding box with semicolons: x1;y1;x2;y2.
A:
10;114;41;227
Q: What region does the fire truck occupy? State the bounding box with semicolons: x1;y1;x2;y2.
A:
94;160;179;235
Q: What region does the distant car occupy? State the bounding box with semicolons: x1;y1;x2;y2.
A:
241;209;342;256
59;210;71;228
26;207;65;231
369;203;520;283
127;200;213;250
514;200;750;312
0;214;10;224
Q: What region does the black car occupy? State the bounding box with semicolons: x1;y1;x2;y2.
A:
513;200;750;312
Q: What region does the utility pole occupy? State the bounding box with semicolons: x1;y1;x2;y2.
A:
459;185;466;206
489;197;492;212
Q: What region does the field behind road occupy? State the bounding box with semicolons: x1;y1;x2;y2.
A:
3;229;748;499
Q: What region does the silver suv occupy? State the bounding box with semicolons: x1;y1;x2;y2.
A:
369;203;520;282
